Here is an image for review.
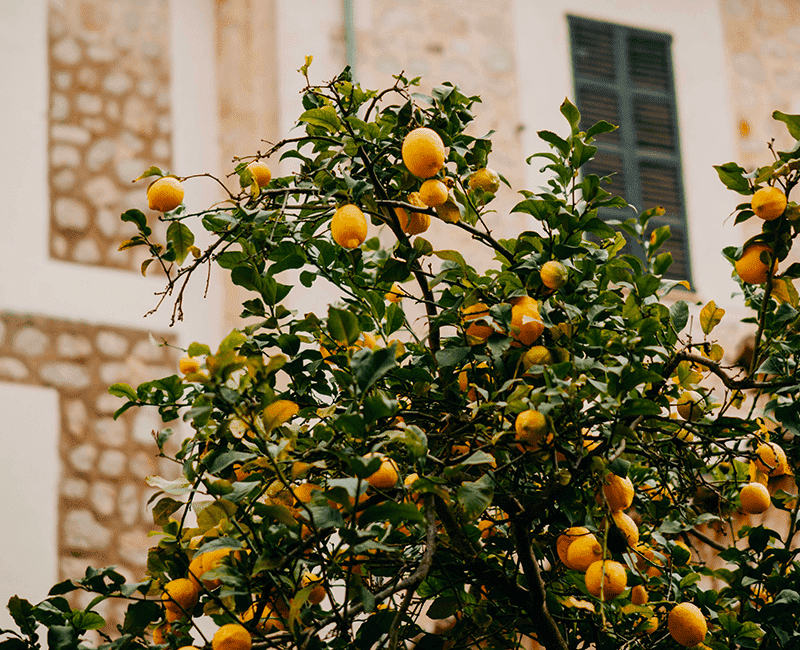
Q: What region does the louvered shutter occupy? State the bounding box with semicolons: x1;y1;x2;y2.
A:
568;16;691;284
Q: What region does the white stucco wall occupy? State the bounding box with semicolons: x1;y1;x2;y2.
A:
513;0;740;307
0;383;60;629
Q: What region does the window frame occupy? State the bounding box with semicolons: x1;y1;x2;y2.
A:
568;14;692;284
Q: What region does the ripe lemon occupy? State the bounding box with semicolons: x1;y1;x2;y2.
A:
162;578;200;621
751;186;787;221
179;356;200;375
676;391;704;421
736;243;776;284
468;168;500;194
515;409;548;448
602;473;634;512
241;603;284;631
510;296;544;346
302;572;327;605
385;283;404;303
147;176;184;212
754;441;789;477
364;453;399;489
668;602;707;647
556;527;590;565
246;161;271;187
331;204;368;249
402;127;446;178
740;481;771;514
263;399;299;432
435;196;461;223
585;560;627;600
630;584;648;606
152;624;171;644
566;534;603;571
212;624;252;650
462;302;493;344
395;192;430;235
522;346;553;371
611;511;639;548
419;179;449;206
188;548;235;589
540;261;568;290
293;482;323;504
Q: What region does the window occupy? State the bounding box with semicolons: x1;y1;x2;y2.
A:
568;16;691;283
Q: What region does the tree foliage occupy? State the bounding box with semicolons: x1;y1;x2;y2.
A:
4;65;800;650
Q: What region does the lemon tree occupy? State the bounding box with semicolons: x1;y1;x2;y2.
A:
4;65;800;650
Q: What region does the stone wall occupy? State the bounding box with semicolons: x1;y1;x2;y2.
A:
720;0;800;170
0;312;176;620
48;0;172;269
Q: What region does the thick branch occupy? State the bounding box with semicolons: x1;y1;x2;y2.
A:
512;523;569;650
673;351;793;390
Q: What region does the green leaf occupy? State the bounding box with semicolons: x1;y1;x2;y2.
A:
187;342;211;357
108;383;137;400
144;475;193;495
537;130;570;156
773;110;800;140
456;473;493;520
700;300;725;335
585;120;618;140
426;596;459;619
352;346;396;393
152;497;183;526
209;451;257;475
120;209;151;236
433;249;468;272
298;106;341;133
560;98;581;134
670;300;689;332
714;162;751;195
47;626;78;650
328;307;361;345
140;258;154;277
434;346;470;368
167;221;195;265
7;597;37;640
134;166;163;181
71;611;105;631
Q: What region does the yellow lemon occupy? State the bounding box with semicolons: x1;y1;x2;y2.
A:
179;356;200;375
435;195;461;223
514;409;548;448
585;560;627;600
331;204;368;249
385;282;404;303
676;391;704;421
754;441;790;477
147;177;184;212
462;302;493;344
263;399;299;432
630;585;648;606
162;578;200;621
419;179;449;206
668;602;707;647
602;473;634;512
364;453;399;489
740;481;771;514
395;192;430;235
212;624;252;650
540;261;568;290
611;511;639;548
522;346;554;371
510;296;544;346
556;527;590;565
751;186;787;221
736;243;776;284
246;161;271;187
566;534;603;571
402;127;446;178
468;167;500;193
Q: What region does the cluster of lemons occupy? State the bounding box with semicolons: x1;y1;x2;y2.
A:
329;127;498;249
735;186;791;287
556;472;709;647
739;438;792;515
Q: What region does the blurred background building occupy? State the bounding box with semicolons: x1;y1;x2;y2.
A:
0;0;797;627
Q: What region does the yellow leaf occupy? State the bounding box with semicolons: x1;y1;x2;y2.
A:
771;278;799;307
701;343;724;362
700;300;725;335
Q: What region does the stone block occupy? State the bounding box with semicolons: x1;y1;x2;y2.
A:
63;509;112;551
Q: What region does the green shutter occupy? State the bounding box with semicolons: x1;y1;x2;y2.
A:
568;15;691;284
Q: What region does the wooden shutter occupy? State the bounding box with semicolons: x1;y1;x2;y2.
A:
568;16;691;283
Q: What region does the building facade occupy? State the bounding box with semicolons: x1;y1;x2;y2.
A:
0;0;796;630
